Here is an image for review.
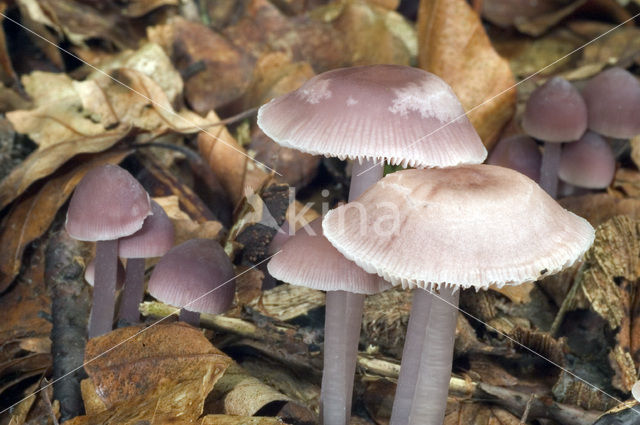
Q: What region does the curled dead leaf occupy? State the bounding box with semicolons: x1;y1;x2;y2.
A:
417;0;516;146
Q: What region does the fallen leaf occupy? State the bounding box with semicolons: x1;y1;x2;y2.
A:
121;0;178;17
444;402;522;425
249;284;325;322
0;150;129;291
148;16;254;114
154;195;224;245
417;0;516;147
515;0;587;37
560;193;640;227
631;135;640;169
75;323;231;424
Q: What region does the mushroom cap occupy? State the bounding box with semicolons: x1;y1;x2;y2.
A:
267;218;390;294
558;131;615;189
322;165;595;290
582;67;640;139
632;381;640;402
148;239;235;314
522;77;587;143
487;134;541;182
84;258;125;290
257;65;487;168
66;164;151;241
118;201;175;258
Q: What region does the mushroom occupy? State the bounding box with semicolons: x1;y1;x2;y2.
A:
66;164;151;337
147;239;235;327
558;131;616;195
84;258;125;290
117;200;174;325
487;134;542;182
323;165;595;425
267;218;390;425
258;64;486;424
582;67;640;139
522;77;587;198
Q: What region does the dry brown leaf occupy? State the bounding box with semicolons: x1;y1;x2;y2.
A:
87;43;184;104
630;135;640;170
73;323;231;424
490;282;535;304
148;16;254;114
612;168;640;199
211;362;292;416
154;196;223;245
444;402;521;425
0;150;129;291
417;0;516;147
514;0;586;37
201;416;287;425
571;21;640;72
18;0;142;49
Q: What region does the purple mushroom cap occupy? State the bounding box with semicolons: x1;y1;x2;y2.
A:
582;67;640;139
558;131;616;189
487;134;542;182
148;239;235;314
118;201;175;259
522;77;587;143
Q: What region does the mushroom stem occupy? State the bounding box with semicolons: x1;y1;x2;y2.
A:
390;288;433;425
320;290;365;425
89;239;119;338
179;308;200;327
408;286;459;425
118;258;146;325
349;159;384;201
540;142;562;198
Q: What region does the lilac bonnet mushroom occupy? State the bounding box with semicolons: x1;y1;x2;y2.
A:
487;134;542;181
582;67;640;139
85;258;125;290
66;164;151;337
117;200;174;325
323;165;595;425
268;218;390;425
258;64;486;425
558;131;616;193
148;239;235;327
522;77;587;198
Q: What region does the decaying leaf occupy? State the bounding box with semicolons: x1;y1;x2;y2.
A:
417;0;516;146
514;0;586;37
148;16;254;114
631;135;640;170
510;326;566;365
553;371;619;411
211;362;293;416
154;195;223;246
445;402;522;425
0;150;128;291
72;323;231;424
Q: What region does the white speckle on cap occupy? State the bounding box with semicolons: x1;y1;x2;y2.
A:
388;79;462;122
346;96;358;106
298;79;332;104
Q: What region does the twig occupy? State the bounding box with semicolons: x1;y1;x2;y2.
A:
549;263;585;336
45;226;92;421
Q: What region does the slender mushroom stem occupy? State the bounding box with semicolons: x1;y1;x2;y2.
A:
320;159;383;425
390;288;433;425
540;142;562;198
89;239;119;338
179;308;200;327
118;258;146;325
408;286;459;425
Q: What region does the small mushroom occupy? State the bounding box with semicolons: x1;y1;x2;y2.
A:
487;134;542;182
66;164;151;337
522;77;587;198
117;200;175;325
558;131;615;193
147;239;235;327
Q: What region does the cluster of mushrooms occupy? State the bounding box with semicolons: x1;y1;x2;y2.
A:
65;164;235;337
65;65;601;425
488;67;640;199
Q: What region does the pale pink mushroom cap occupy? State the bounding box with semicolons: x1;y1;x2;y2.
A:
66;164;151;241
118;201;175;258
84;258;125;290
522;77;587;143
257;65;487;168
323;165;594;290
582;67;640;139
267;218;390;294
148;239;235;314
558;132;615;189
487;134;541;182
